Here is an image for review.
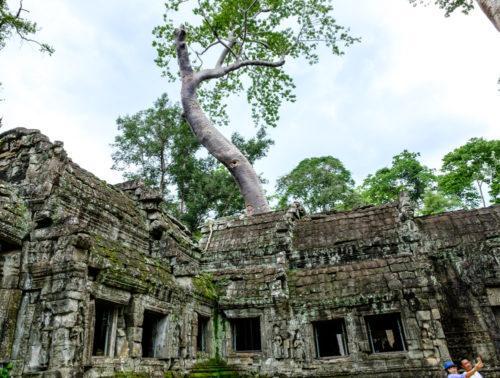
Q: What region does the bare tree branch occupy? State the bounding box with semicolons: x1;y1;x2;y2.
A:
15;0;23;19
197;55;285;83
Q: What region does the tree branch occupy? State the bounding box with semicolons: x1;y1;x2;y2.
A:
197;0;238;61
239;0;259;60
174;25;195;79
215;34;236;67
285;23;307;55
199;40;220;56
196;55;285;83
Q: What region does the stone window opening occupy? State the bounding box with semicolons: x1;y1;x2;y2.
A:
492;306;500;327
142;311;168;359
365;313;407;353
196;315;210;353
313;319;349;358
0;240;19;253
92;300;121;357
231;317;261;352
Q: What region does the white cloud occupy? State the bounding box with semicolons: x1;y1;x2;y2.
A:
1;0;499;195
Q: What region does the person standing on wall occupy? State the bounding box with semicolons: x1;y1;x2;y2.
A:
460;357;484;378
443;357;483;377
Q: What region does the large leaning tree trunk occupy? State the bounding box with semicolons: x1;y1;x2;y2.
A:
174;25;278;215
476;0;500;31
154;1;358;216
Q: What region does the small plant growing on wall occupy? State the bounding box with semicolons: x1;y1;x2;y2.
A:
1;364;12;378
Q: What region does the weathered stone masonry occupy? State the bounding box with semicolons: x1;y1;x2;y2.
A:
1;128;500;377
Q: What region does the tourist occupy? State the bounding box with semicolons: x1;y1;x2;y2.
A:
460;357;484;378
443;358;483;378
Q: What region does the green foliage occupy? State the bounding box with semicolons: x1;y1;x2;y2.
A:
153;0;359;129
420;189;461;215
408;0;474;17
1;363;13;378
275;156;364;213
0;0;54;54
111;93;187;197
176;129;273;232
439;137;500;208
111;94;273;232
361;150;436;206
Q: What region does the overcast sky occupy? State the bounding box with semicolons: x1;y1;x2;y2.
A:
1;0;499;199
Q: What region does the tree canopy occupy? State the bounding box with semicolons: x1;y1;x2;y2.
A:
152;0;358;214
408;0;500;32
111;94;186;197
0;0;53;54
275;156;363;213
111;93;273;233
439;137;499;207
361;150;437;206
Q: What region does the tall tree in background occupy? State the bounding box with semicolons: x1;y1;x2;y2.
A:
361;150;437;206
420;189;461;215
439;137;499;208
153;0;358;215
111;94;185;197
111;93;273;233
409;0;500;32
275;156;364;213
0;0;53;53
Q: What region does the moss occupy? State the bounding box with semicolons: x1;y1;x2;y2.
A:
193;273;218;301
115;373;149;378
188;358;243;377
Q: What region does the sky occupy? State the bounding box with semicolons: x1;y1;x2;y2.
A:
0;0;499;201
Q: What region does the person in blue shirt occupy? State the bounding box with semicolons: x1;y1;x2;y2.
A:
444;358;483;378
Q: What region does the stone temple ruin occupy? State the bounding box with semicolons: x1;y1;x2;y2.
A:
1;127;500;377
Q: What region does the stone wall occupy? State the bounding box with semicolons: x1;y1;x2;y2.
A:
1;128;500;377
0;129;214;377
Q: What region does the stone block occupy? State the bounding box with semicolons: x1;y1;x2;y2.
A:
45;299;79;315
416;310;431;322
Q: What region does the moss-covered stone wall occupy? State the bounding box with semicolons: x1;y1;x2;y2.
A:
1;128;500;377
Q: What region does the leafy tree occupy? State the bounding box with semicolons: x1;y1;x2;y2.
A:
408;0;500;32
362;150;437;206
111;94;186;197
111;93;273;232
153;0;358;215
439;137;499;207
275;156;364;214
0;0;54;53
420;189;461;215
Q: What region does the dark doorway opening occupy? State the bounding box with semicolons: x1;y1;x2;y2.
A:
197;315;210;353
231;317;261;352
142;312;161;358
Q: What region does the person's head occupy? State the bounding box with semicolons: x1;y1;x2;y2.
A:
460;357;473;372
443;361;458;374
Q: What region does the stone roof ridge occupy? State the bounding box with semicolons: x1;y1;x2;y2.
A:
0;127;126;195
199;209;286;234
416;202;500;220
301;201;398;222
114;179;163;203
0;126;42;139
